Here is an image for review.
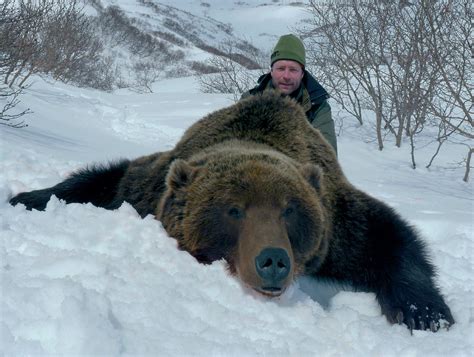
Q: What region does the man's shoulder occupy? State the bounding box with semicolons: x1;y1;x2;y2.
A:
256;72;271;85
302;71;329;104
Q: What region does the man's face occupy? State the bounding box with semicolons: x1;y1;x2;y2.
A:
270;60;304;95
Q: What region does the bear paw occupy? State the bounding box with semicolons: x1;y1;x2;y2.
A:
384;301;454;334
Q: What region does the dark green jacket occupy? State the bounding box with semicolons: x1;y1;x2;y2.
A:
242;71;337;154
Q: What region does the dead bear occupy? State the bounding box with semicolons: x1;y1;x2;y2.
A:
9;91;454;332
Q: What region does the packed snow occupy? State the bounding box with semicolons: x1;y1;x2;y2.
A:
1;74;473;356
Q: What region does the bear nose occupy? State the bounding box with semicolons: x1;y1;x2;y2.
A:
255;247;291;286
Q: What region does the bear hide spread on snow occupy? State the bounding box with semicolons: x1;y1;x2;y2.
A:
10;91;454;333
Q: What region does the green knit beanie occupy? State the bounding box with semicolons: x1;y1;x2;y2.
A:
270;34;306;67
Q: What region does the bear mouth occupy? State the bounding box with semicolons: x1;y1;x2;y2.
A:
255;286;285;297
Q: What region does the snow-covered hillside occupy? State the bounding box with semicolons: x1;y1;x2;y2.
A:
98;0;310;49
1;75;473;356
84;0;311;84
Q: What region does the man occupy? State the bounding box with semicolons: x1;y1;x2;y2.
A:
242;34;337;154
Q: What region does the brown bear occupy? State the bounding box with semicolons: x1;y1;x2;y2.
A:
9;91;454;332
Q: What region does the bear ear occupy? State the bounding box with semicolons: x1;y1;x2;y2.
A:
167;159;199;190
299;163;324;193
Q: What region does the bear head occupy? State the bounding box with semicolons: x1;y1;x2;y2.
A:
156;144;329;297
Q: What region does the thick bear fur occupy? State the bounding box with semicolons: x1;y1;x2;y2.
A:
10;92;454;332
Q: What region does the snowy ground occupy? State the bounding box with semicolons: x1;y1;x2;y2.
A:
1;76;473;356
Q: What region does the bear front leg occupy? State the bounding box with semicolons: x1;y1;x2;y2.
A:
363;204;455;332
375;260;455;333
321;194;455;333
9;160;130;211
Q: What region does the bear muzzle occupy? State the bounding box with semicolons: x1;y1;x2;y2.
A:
236;205;295;297
254;247;291;296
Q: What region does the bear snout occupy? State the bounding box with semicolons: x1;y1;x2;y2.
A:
255;247;291;294
234;205;296;297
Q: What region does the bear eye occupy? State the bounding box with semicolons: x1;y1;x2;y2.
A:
282;206;295;218
228;207;244;219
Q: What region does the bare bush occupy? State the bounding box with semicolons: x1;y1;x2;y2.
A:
191;61;219;75
130;60;162;93
0;86;31;128
197;40;267;101
72;55;117;91
153;31;186;47
301;0;472;180
0;0;33;127
1;0;111;90
423;0;473;182
39;3;104;84
2;0;54;87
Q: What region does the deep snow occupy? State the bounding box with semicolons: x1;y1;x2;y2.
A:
1;74;473;356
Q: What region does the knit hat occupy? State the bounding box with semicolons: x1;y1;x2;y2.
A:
270;34;305;67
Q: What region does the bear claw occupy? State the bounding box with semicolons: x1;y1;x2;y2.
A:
386;302;454;334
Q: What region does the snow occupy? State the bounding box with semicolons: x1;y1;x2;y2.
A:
1;1;473;355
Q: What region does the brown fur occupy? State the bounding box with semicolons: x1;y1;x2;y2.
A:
109;92;343;295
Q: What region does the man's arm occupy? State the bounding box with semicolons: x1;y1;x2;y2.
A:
310;101;338;155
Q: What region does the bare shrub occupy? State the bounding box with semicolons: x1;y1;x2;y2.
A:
301;0;472;180
191;62;219;75
1;0;110;90
0;86;31;128
0;0;34;127
130;60;162;93
197;40;267;101
153;31;186;47
423;0;473;182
